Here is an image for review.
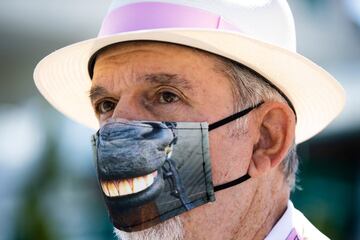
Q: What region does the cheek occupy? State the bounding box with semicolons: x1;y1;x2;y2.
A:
208;131;252;185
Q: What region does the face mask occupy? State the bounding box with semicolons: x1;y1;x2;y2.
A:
91;102;263;232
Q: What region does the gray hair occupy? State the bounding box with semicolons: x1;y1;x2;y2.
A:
214;56;299;190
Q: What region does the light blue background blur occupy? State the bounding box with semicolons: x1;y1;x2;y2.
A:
0;0;359;239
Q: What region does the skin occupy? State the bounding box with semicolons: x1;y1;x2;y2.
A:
90;41;296;240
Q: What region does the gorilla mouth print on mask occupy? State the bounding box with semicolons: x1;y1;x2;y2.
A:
91;102;263;232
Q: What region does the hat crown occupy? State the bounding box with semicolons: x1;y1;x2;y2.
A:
105;0;296;51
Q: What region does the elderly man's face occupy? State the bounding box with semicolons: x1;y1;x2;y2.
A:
91;42;293;240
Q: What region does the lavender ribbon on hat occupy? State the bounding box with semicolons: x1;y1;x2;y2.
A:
99;1;239;36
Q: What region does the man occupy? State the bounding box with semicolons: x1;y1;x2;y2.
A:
34;0;345;239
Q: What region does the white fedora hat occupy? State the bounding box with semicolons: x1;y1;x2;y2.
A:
33;0;345;143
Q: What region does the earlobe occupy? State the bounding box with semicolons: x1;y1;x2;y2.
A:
248;102;295;178
248;149;272;177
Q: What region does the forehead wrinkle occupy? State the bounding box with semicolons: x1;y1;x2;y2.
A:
142;73;193;90
93;58;139;92
96;48;168;65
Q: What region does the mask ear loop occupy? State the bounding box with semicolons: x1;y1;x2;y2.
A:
208;102;264;131
208;102;264;192
214;174;251;192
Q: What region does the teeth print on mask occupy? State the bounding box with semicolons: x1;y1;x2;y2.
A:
91;102;263;232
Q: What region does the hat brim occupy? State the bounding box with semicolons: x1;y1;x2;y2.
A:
33;28;345;143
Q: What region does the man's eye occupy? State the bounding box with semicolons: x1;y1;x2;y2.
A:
96;100;116;114
158;91;180;104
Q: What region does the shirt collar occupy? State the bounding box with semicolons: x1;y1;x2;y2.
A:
265;200;296;240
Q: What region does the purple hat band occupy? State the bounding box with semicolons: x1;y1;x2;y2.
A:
99;2;239;37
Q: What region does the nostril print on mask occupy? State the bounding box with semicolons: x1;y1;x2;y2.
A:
96;121;175;191
101;171;158;197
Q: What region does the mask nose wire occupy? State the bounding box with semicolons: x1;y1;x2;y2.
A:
207;101;264;192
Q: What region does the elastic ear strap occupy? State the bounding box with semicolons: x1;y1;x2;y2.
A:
208;102;264;131
214;173;250;192
210;102;263;192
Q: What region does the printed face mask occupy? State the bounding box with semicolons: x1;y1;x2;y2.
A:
91;102;263;232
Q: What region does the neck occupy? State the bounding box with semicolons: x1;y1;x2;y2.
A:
233;177;290;240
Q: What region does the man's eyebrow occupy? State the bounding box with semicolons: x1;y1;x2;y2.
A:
143;73;192;90
89;73;193;103
89;85;110;103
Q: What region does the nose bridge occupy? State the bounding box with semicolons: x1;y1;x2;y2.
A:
111;94;149;121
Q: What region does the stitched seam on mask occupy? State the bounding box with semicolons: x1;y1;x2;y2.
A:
94;135;101;181
100;127;206;141
100;121;207;130
200;124;209;200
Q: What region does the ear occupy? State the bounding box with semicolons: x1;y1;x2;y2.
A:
248;102;295;178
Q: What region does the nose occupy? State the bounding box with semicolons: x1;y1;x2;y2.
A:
111;95;153;122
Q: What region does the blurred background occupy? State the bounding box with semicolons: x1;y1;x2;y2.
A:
0;0;359;239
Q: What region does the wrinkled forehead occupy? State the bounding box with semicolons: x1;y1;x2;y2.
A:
89;40;225;79
98;41;201;57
